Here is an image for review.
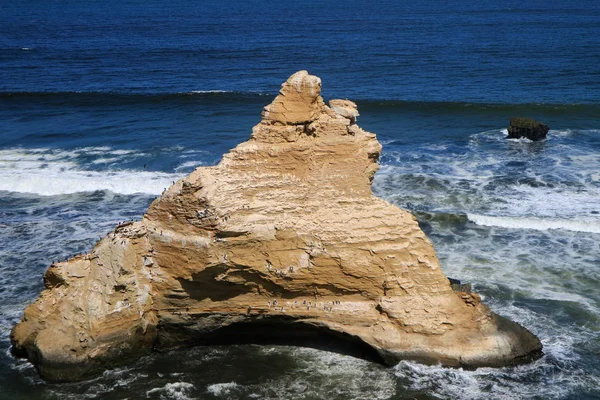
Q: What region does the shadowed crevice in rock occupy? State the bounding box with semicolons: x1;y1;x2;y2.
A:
177;266;277;302
176;266;365;302
11;70;542;382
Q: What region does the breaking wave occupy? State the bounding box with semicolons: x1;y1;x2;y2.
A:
0;147;189;196
467;214;600;234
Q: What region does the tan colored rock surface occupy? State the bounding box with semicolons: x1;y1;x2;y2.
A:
11;71;542;381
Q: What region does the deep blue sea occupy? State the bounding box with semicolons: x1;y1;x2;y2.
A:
1;1;599;399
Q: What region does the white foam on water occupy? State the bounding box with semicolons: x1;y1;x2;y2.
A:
498;128;573;140
393;359;575;400
77;146;112;153
206;382;240;396
91;157;121;165
111;149;137;155
376;128;600;230
5;354;36;373
435;211;600;314
252;347;396;400
0;168;181;196
146;382;195;400
0;148;184;196
498;184;600;220
378;139;395;145
550;129;583;138
174;160;202;172
467;214;600;234
570;153;600;163
422;143;449;151
83;148;139;156
447;251;599;319
188;90;233;94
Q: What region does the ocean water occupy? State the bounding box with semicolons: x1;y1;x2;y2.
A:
1;1;599;399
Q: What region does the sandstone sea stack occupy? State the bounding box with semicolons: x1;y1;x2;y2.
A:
11;71;542;381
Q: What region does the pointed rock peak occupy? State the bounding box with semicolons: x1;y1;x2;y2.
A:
262;70;324;125
284;70;321;96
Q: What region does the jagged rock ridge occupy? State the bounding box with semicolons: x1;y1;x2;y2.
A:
11;71;542;381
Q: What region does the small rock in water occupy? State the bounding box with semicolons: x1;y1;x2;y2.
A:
507;117;549;141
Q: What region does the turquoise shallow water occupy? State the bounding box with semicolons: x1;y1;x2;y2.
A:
1;1;599;398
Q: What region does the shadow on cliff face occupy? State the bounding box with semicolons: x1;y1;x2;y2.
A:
155;317;386;365
176;265;323;302
176;265;256;302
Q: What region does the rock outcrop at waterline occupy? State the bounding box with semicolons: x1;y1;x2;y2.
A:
508;117;549;141
11;71;543;381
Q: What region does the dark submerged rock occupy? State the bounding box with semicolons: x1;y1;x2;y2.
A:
507;117;549;141
448;277;472;293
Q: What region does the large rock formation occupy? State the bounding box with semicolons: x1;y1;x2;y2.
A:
507;117;549;141
11;71;542;381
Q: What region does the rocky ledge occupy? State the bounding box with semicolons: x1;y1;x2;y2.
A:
11;71;542;381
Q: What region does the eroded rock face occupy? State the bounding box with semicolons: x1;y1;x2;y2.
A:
11;71;543;381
